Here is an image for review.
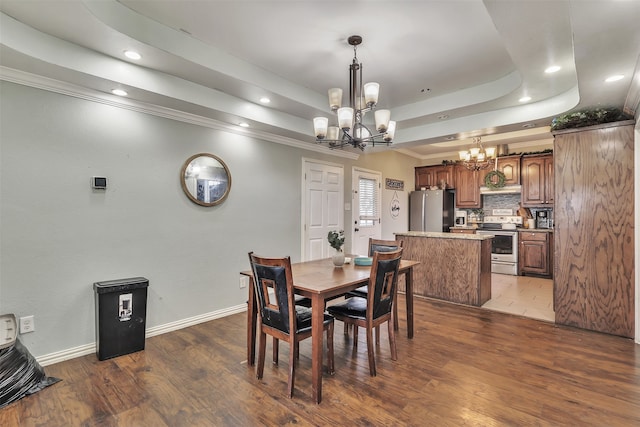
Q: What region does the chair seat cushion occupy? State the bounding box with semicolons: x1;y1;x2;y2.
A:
346;285;368;298
327;297;367;319
294;295;312;307
295;305;334;333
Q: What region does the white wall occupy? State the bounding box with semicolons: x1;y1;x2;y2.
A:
0;81;418;359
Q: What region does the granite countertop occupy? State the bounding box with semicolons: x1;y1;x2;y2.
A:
395;231;494;240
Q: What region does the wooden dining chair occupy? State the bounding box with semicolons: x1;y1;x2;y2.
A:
348;238;404;299
346;238;404;341
327;248;403;377
248;252;335;398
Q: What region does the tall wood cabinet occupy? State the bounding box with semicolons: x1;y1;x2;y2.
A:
454;165;482;208
521;153;553;207
553;121;635;338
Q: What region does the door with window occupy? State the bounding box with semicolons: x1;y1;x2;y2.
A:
351;168;382;256
303;160;344;261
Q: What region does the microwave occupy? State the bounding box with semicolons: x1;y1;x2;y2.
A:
455;210;467;226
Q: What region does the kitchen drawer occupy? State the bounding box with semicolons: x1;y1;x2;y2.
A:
450;228;476;234
520;231;548;241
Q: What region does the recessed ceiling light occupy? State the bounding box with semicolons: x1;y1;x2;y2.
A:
238;122;250;128
446;136;456;141
259;97;271;104
123;50;142;60
545;65;561;74
111;89;128;96
437;114;449;120
605;74;624;82
519;96;532;103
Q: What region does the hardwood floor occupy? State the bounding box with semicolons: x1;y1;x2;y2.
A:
482;273;555;322
2;296;638;426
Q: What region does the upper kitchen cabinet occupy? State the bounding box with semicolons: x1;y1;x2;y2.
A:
553;121;634;338
521;153;553;207
482;155;521;186
415;164;454;190
454;164;481;208
415;166;431;190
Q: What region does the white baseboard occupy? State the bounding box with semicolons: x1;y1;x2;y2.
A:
37;304;247;366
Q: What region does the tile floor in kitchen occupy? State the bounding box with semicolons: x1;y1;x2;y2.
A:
482;273;555;322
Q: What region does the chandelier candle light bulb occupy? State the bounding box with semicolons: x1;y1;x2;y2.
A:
363;82;380;105
337;107;354;130
328;88;343;111
375;109;391;132
384;121;396;142
314;117;329;139
327;126;340;141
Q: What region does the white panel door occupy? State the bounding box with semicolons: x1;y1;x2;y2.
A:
303;160;344;261
351;168;382;256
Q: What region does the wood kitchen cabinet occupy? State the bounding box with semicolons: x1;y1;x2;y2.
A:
553;121;634;338
481;155;521;186
518;231;553;278
414;164;454;190
415;166;431;190
521;153;553;207
454;164;481;208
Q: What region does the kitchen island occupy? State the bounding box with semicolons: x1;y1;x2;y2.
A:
395;231;493;306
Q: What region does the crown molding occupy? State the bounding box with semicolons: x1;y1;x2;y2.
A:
0;66;360;160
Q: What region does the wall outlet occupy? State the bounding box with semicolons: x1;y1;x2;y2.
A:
19;315;35;334
239;275;249;289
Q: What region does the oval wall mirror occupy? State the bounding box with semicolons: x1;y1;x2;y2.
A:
180;153;232;206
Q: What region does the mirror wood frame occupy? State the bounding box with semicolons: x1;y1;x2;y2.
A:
180;153;232;207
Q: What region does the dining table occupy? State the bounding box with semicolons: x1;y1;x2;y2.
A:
241;256;419;404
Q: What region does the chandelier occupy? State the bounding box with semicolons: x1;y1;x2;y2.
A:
458;137;497;171
313;35;396;150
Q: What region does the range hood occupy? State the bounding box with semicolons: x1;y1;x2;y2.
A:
480;185;522;195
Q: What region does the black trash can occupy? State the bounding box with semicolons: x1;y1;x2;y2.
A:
93;277;148;361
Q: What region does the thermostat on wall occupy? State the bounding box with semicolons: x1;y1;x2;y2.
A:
92;176;107;189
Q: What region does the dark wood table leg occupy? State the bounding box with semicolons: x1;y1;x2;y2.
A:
310;293;325;404
247;277;257;365
405;267;414;339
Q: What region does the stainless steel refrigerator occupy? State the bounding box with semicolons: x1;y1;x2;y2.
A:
409;189;455;232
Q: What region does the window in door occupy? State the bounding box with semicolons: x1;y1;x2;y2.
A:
358;177;378;228
352;168;382;255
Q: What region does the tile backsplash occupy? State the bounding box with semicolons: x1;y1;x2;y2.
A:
458;193;553;226
480;193;521;215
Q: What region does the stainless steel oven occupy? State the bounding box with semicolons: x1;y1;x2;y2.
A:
476;229;518;275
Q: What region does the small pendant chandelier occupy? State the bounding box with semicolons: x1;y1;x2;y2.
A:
313;35;396;150
458;137;497;171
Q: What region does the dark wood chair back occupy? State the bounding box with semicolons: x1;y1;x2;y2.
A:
249;253;296;335
368;238;404;257
367;248;403;322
